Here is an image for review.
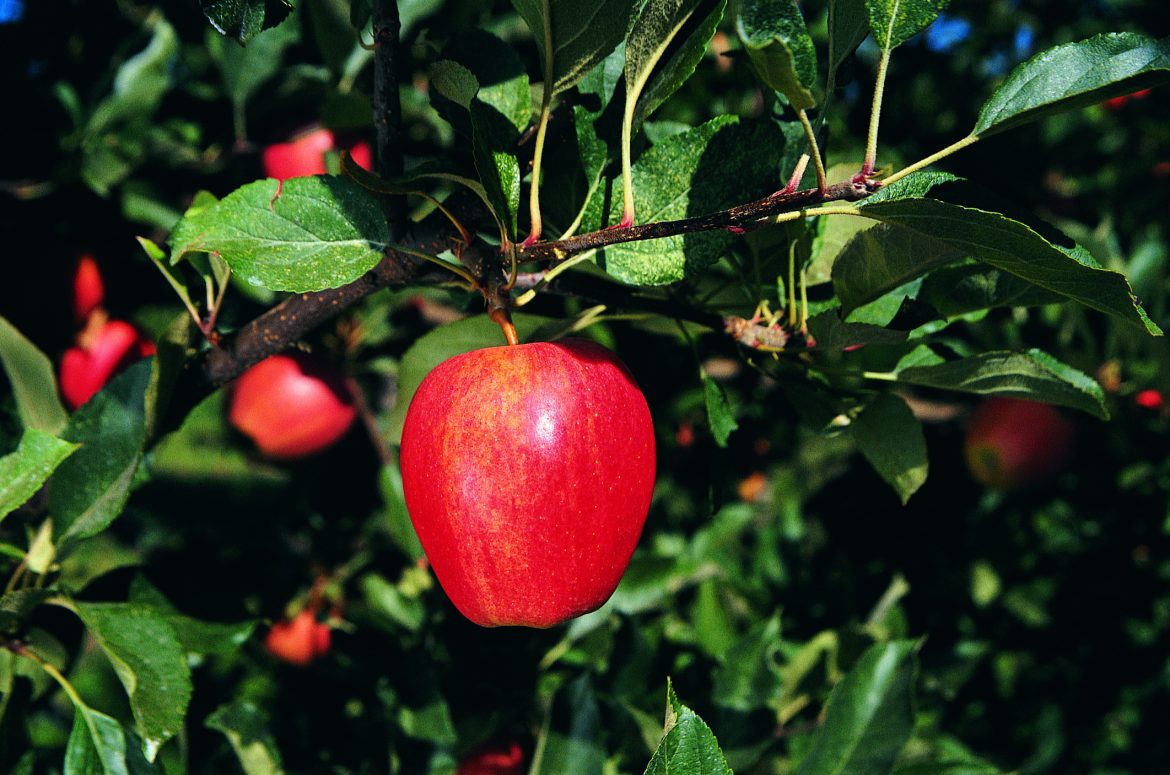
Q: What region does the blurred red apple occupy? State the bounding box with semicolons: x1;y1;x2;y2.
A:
264;609;331;666
60;319;156;411
964;397;1073;489
456;741;525;775
262;127;373;180
1102;88;1152;110
400;339;656;628
72;254;105;324
228;351;357;460
1135;389;1164;411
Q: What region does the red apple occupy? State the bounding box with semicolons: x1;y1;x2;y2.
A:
456;741;525;775
1135;389;1164;411
228;352;357;460
60;319;156;411
72;254;105;324
262;127;373;180
264;609;332;666
964;397;1073;489
399;339;656;628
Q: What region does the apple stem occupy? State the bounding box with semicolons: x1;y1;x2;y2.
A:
489;307;520;346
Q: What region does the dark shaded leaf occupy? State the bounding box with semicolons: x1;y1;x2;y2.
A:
851;394;928;504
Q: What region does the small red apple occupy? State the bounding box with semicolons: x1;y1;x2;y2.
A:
72;254;105;324
264;609;332;666
964;397;1073;490
59;319;156;411
1135;389;1164;411
399;339;656;628
262;127;373;181
228;351;357;460
456;741;525;775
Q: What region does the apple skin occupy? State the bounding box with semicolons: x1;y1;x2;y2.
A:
262;127;373;180
264;609;332;666
60;319;156;411
964;397;1073;490
456;741;525;775
72;254;105;323
228;352;357;460
399;339;656;628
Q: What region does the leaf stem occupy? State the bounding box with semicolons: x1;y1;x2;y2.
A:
861;48;892;178
390;245;477;287
881;134;980;187
796;109;827;194
524;97;553;246
12;643;86;710
523;5;557;246
619;107;637;229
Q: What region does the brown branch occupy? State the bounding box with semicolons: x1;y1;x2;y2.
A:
158;155;879;433
519;178;877;264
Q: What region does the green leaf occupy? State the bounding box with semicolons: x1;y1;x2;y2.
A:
796;641;917;775
128;577;256;657
711;616;783;711
916;263;1064;318
206;701;285;775
534;675;604;775
428;60;479;109
0;428;78;523
0;316;68;435
86;16;179;136
385;314;549;445
862;171;960;205
736;0;818;110
599;116;788;284
428;38;529;239
438;31;532;134
807;312;910;349
0;589;52;633
49;360;152;548
378;464;424;561
857;185;1161;335
974;33;1170;137
829;0;870;70
702;373;738;447
892;349;1108;419
831;222;965;316
644;679;733;775
169;176;388;293
627;0;728;130
73;602;193;761
64;704;153;775
200;0;293;46
511;0;638;95
865;0;949;51
851;394;928;504
207;16;300;110
472;103;523;239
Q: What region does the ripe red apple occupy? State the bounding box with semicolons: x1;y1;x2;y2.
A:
964;397;1073;489
228;351;357;460
72;254;105;324
264;609;332;666
262;127;373;181
59;319;156;411
456;741;525;775
399;339;656;628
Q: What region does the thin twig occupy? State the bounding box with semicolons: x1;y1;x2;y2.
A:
519;179;876;264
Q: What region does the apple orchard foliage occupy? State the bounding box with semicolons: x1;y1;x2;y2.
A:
1;0;1169;773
